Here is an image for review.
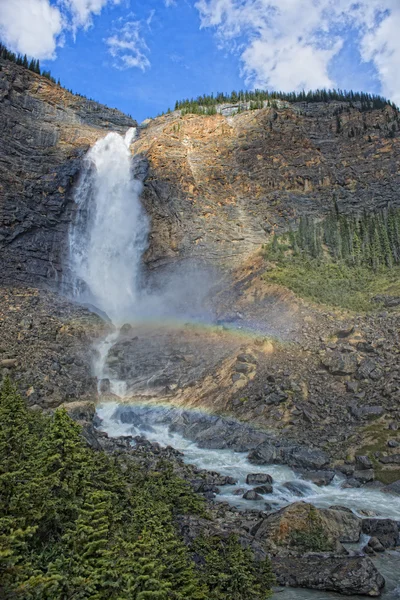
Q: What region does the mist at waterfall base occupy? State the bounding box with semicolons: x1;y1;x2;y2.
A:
68;127;218;326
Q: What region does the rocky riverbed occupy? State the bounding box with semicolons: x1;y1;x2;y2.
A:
71;400;399;597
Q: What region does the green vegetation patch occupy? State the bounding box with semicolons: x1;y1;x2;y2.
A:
264;257;400;312
288;507;334;553
0;378;273;600
263;205;400;312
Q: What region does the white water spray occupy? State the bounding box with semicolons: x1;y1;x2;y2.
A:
69;128;149;323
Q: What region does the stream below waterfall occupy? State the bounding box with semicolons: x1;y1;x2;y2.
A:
96;398;400;599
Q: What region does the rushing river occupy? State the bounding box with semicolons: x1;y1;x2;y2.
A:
97;400;400;599
97;401;400;519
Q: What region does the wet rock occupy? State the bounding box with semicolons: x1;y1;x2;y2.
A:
352;469;375;484
242;489;262;501
99;378;111;393
281;481;312;497
382;480;400;495
362;519;400;549
300;470;335;486
253;484;273;494
233;488;247;496
271;555;385;596
368;537;385;553
246;473;273;485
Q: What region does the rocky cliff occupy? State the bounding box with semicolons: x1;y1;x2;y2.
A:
2;59;400;286
0;58;136;287
134;101;400;269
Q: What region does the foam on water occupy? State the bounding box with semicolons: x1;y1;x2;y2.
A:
97;401;400;519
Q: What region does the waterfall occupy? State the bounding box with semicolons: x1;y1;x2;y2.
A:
68;127;149;323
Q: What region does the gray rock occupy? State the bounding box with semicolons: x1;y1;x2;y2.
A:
300;470;335;486
271;555;385;596
350;405;384;420
356;455;373;470
387;440;400;448
321;351;358;375
246;473;273;485
368;537;385;553
353;469;375;484
253;484;273;494
382;480;400;495
242;489;263;501
379;454;400;464
362;519;399;548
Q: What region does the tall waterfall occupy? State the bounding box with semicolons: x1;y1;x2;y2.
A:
69;128;149;323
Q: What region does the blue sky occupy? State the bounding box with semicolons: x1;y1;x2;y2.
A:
1;1;400;122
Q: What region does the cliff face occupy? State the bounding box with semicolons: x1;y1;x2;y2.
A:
1;59;400;282
0;59;136;287
134;102;400;269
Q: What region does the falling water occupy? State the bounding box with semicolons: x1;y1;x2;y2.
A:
69;128;149;323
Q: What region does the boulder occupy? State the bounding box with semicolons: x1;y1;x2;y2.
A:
319;507;362;543
362;519;399;549
243;490;262;501
246;473;273;485
287;448;330;470
352;469;375;484
271;555;385;596
300;470;335;486
254;503;361;547
253;484;273;494
356;455;373;470
382;480;400;495
368;537;385;553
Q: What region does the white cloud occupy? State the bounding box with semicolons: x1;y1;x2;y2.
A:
360;4;400;106
164;0;176;6
106;20;151;70
62;0;120;31
0;0;63;59
0;0;119;59
195;0;400;101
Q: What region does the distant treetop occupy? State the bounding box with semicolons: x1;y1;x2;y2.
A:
175;88;398;116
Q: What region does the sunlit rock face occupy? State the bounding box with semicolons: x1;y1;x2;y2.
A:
0;59;136;287
134;103;400;269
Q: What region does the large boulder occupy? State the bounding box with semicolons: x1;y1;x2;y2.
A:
253;503;361;548
272;555;385;596
362;519;400;549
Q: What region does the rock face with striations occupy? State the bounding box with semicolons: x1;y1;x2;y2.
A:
0;59;136;287
1;58;400;284
133;101;400;269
